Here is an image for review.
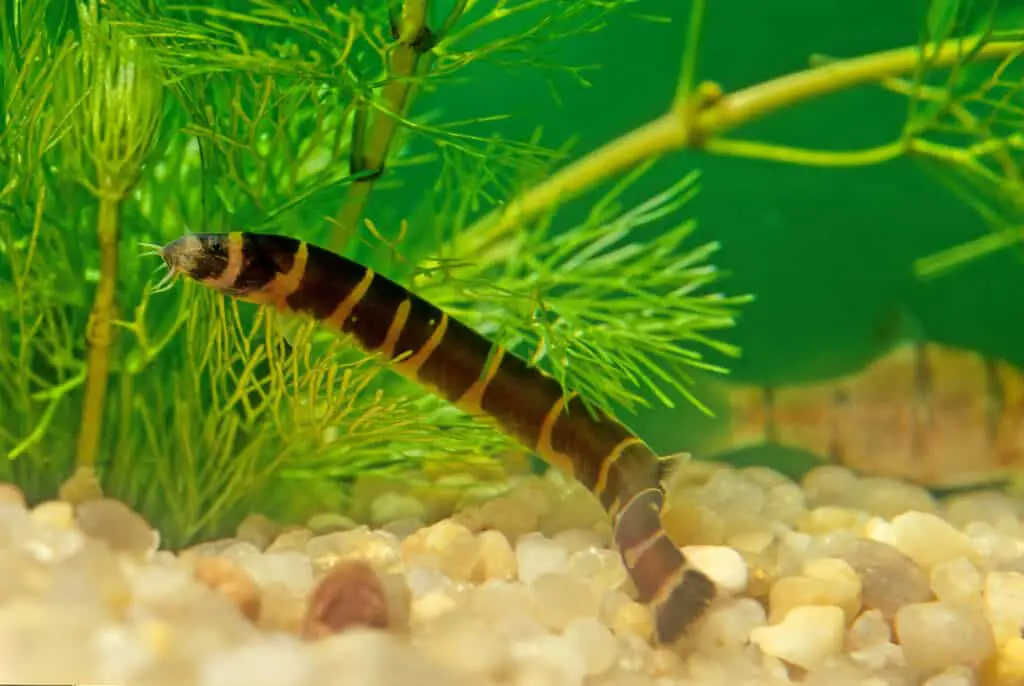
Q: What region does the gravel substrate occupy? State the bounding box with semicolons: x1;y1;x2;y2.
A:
3;459;1024;685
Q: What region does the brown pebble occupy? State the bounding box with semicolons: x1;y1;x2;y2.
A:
838;539;933;620
193;556;261;622
75;498;158;555
303;560;390;639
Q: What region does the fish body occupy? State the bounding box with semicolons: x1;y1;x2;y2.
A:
158;231;716;644
723;341;1024;488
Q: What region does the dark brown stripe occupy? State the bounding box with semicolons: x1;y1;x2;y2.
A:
549;395;635;491
236;233;299;292
613;488;664;550
479;354;564;449
654;568;716;643
340;271;409;351
285;242;352;320
626;532;682;603
415;318;496;403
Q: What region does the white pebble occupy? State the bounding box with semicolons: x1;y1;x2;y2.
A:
930;556;982;606
749;605;845;670
198;636;312;686
923;665;976;686
697;598;767;652
563;616;617;676
888;511;977;572
511;634;586;686
239;552;313;595
516;533;568;584
683;545;748;593
895;601;996;672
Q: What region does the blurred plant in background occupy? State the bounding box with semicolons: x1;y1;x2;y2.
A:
1;0;1021;547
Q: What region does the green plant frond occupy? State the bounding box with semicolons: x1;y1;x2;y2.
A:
435;0;642;87
111;1;376;85
53;1;165;199
895;1;1024;275
415;164;751;419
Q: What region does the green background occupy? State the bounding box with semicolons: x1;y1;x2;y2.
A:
378;0;1024;461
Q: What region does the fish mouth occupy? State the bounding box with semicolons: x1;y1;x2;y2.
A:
138;240;179;293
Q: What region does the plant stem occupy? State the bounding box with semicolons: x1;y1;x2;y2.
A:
459;36;1023;251
330;0;433;253
703;138;906;167
75;195;121;472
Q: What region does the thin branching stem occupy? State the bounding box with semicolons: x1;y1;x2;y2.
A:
459;35;1024;254
331;0;436;252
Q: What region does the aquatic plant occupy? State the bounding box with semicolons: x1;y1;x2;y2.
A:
0;0;1021;547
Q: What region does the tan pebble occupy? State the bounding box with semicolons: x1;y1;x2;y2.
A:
695;598;767;652
306;513;358;535
416;616;509;679
452;505;486;533
886;510;978;571
75;498;158;555
553;528;604;554
750;605;845;671
923;665;976;686
0;483;26;508
846;608;890;650
381;516;424;539
610;598;653;640
895;600;995;672
798;506;871;535
480;495;539;540
650;646;683;675
260;583;307;634
412;590;459;624
615;632;654;673
472;529;517;582
930;556;982;606
303;559;391;639
564;616;617;676
985;636;1024;685
838;539;933;620
532;572;598;631
507;475;556;518
266;528;314;554
539;487;607;536
856;477;938;519
401;519;477;581
767;557;861;625
661;500;725;546
30;500;75;530
801;465;859;507
727;530;774;554
984;571;1024;643
568;547;627;596
803;557;861;620
193;556;261;621
236;513;280;550
370;493;426;527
